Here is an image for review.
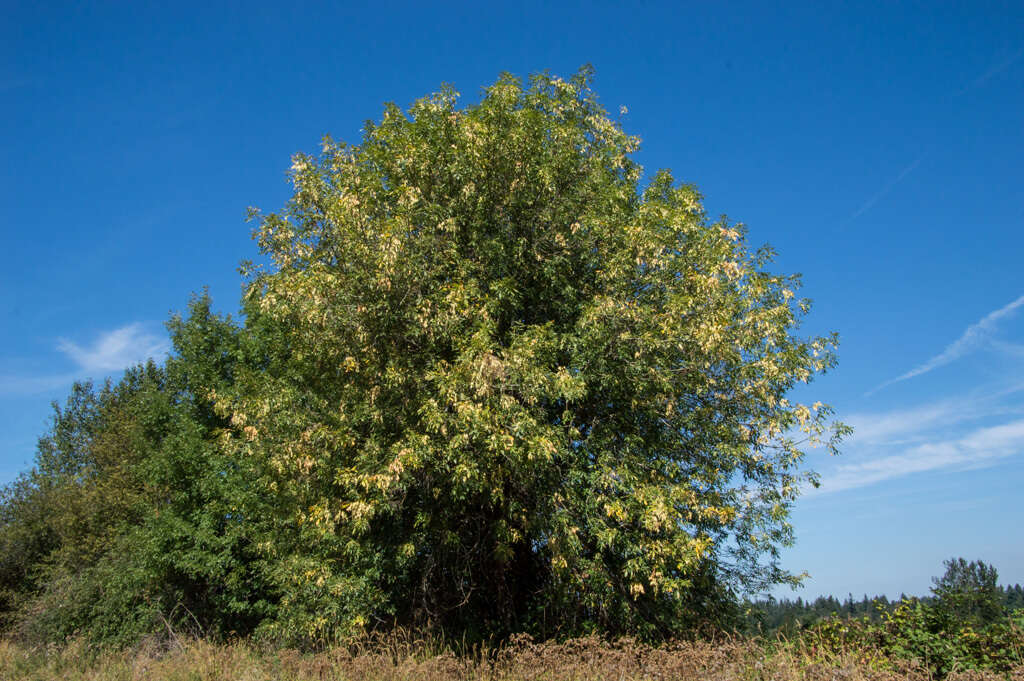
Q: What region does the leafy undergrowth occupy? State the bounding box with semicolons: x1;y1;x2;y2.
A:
3;633;1022;681
796;602;1024;680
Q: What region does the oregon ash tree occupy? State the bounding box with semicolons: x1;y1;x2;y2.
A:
229;68;844;641
0;68;844;646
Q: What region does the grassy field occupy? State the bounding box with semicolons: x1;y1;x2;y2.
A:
3;634;1022;681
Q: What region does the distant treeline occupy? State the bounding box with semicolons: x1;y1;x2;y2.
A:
747;583;1024;633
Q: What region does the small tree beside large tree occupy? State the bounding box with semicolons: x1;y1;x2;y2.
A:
0;68;845;646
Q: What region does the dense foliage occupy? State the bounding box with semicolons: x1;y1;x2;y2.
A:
0;302;260;647
750;559;1024;679
806;597;1024;678
930;558;1005;627
0;69;845;647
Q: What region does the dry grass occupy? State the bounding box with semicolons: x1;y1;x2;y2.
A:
1;633;1021;681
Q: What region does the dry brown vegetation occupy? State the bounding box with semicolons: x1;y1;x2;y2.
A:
3;634;1022;681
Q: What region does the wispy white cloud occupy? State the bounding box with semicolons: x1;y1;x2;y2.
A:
868;294;1024;395
0;323;170;397
57;323;169;373
812;418;1024;495
841;157;921;228
847;383;1024;445
808;382;1024;495
954;46;1024;97
846;400;976;446
990;340;1024;359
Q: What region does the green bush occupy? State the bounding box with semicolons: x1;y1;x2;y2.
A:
808;599;1024;678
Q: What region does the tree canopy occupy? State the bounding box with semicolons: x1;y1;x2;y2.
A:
931;558;1004;626
0;68;844;646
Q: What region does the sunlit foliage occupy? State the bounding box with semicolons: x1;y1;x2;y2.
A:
0;68;844;646
229;68;844;642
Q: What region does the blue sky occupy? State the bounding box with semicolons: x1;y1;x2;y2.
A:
2;1;1022;600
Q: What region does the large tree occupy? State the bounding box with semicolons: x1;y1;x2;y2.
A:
220;67;845;642
0;68;844;647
